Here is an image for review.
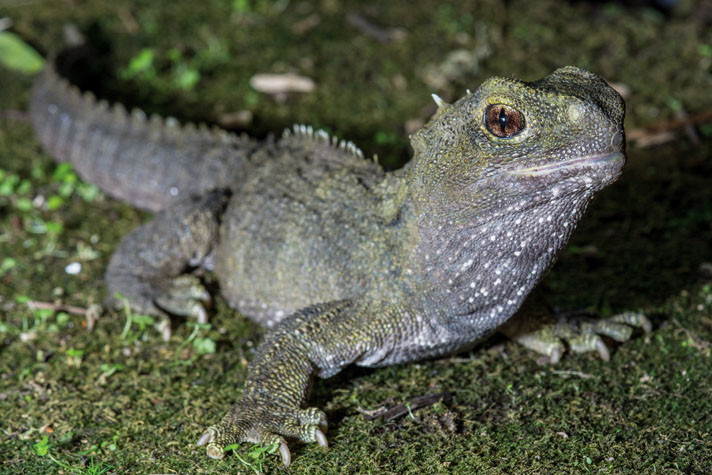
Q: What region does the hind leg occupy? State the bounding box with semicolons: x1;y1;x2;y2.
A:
105;190;230;338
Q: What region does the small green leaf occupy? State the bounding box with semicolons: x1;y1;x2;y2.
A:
33;436;50;456
0;174;19;195
193;337;216;354
77;183;100;201
47;195;64;211
122;48;155;79
56;312;69;326
174;67;200;90
0;257;17;273
0;31;45;74
66;348;84;357
233;0;250;14
15;197;33;212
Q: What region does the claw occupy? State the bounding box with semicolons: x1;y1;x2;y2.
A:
195;303;208;324
279;441;291;468
157;317;172;342
595;338;610;362
315;429;328;448
196;429;214;446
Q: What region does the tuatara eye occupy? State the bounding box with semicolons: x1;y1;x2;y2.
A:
484;104;525;138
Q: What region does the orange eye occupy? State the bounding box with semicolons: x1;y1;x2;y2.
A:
484;104;525;138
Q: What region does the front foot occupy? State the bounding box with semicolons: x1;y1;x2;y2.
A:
507;311;651;364
197;399;328;467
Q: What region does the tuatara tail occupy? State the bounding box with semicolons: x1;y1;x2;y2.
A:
29;49;256;212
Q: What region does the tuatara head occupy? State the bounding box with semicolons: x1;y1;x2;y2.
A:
408;66;626;221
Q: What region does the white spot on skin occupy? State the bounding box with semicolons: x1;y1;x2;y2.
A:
170;187;179;196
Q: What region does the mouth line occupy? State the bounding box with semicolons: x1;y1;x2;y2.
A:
507;152;624;177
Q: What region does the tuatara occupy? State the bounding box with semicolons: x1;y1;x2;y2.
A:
29;49;649;466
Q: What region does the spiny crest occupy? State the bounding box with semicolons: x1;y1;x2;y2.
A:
282;124;366;160
45;60;246;147
431;93;448;109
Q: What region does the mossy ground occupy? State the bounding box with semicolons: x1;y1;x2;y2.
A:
1;1;711;473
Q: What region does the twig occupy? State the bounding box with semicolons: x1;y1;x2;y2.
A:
642;109;712;134
361;392;453;421
628;108;712;148
26;300;89;315
1;110;30;122
671;318;711;356
346;12;406;42
550;370;594;379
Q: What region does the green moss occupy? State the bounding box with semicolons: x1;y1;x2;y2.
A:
1;0;711;472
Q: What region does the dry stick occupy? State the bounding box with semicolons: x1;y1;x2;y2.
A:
27;300;89;316
643;109;712;134
1;110;30;122
361;392;453;421
628;109;712;147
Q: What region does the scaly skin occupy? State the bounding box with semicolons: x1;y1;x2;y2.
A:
30;52;649;466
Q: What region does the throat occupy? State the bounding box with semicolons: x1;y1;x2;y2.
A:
417;195;591;324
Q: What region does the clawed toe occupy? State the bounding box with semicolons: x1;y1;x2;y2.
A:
594;337;610;362
198;403;329;466
610;311;651;334
510;311;649;364
196;429;214;447
279;441;291;467
315;428;328;448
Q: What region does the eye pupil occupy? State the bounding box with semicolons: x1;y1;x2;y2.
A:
498;107;507;132
484;104;525;138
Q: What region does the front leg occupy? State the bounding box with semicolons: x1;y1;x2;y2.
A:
196;299;426;466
